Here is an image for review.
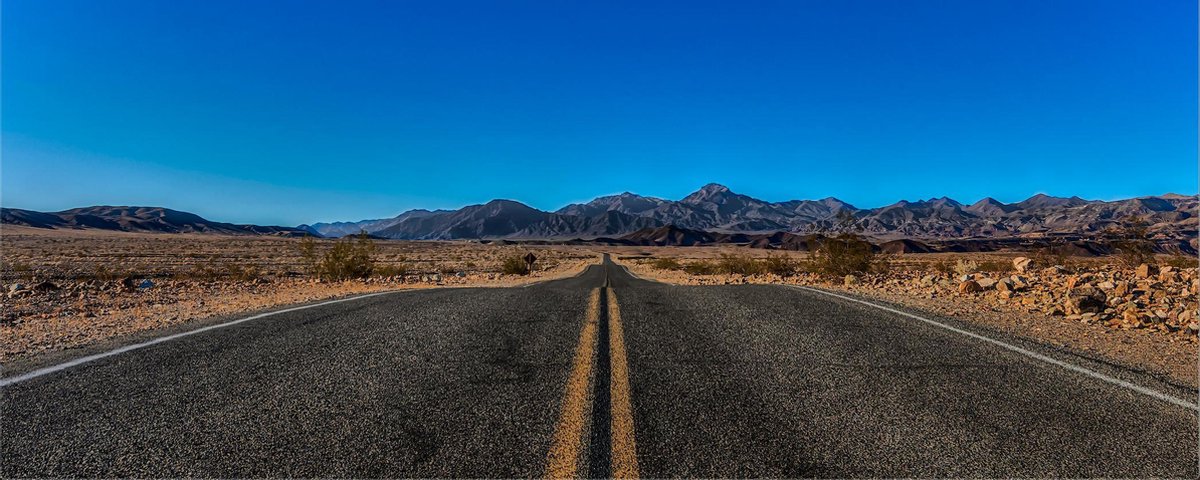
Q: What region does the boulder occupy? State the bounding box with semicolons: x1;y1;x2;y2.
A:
976;277;997;289
958;280;983;294
1064;286;1107;315
1135;263;1158;279
1012;257;1033;273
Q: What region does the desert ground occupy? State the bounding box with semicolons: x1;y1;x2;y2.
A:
0;227;599;361
2;227;1196;388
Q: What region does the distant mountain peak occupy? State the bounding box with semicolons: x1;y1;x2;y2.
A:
682;183;737;203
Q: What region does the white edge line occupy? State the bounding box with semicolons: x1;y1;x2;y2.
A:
788;285;1199;412
0;290;402;388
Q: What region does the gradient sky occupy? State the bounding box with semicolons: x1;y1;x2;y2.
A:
3;0;1196;226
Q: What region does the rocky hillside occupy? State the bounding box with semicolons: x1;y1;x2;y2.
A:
1;206;307;236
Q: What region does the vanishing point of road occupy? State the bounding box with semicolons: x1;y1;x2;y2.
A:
3;255;1197;477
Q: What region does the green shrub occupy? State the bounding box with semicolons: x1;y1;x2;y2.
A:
651;257;683;270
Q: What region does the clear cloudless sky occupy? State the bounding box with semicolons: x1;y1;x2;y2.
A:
2;0;1196;226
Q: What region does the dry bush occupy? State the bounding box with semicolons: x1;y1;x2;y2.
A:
807;234;878;277
1164;255;1196;269
683;260;719;275
373;262;408;278
761;254;796;276
976;260;1010;273
223;263;263;282
717;253;765;275
952;259;978;276
1108;217;1155;267
1031;245;1067;268
299;234;376;281
501;255;530;275
930;260;954;275
651;257;683;270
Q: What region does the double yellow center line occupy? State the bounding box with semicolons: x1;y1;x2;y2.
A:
545;286;639;479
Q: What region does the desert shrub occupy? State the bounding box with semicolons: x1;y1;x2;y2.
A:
761;254;796;276
716;253;765;275
952;259;978;276
298;235;319;276
224;263;263;282
930;260;954;275
299;233;376;281
683;261;719;275
1164;255;1196;269
651;257;683;270
807;234;877;277
374;262;409;278
439;265;458;275
871;254;894;275
1030;245;1067;268
1107;217;1155;267
501;255;530;275
976;260;1010;273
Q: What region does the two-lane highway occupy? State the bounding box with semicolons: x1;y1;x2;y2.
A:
2;255;1197;477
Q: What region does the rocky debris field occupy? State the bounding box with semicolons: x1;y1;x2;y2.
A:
618;252;1199;387
0;228;598;362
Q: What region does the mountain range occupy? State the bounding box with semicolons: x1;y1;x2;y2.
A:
3;185;1195;246
0;206;307;236
299;184;1196;241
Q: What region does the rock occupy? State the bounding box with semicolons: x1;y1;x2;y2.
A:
844;275;859;286
958;280;983;294
976;277;997;289
1008;275;1030;290
1113;282;1130;297
1064;286;1107;315
1135;263;1158;279
996;279;1014;293
1122;309;1141;325
1097;281;1115;290
1013;257;1033;273
1041;266;1067;275
431;274;442;282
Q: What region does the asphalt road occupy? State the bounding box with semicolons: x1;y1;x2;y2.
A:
2;256;1197;477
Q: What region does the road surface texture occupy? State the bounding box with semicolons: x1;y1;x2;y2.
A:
3;256;1197;477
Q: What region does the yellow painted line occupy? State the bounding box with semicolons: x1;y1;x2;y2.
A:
545;288;601;479
607;289;640;479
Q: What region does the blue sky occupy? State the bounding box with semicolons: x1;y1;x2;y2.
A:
3;0;1195;226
